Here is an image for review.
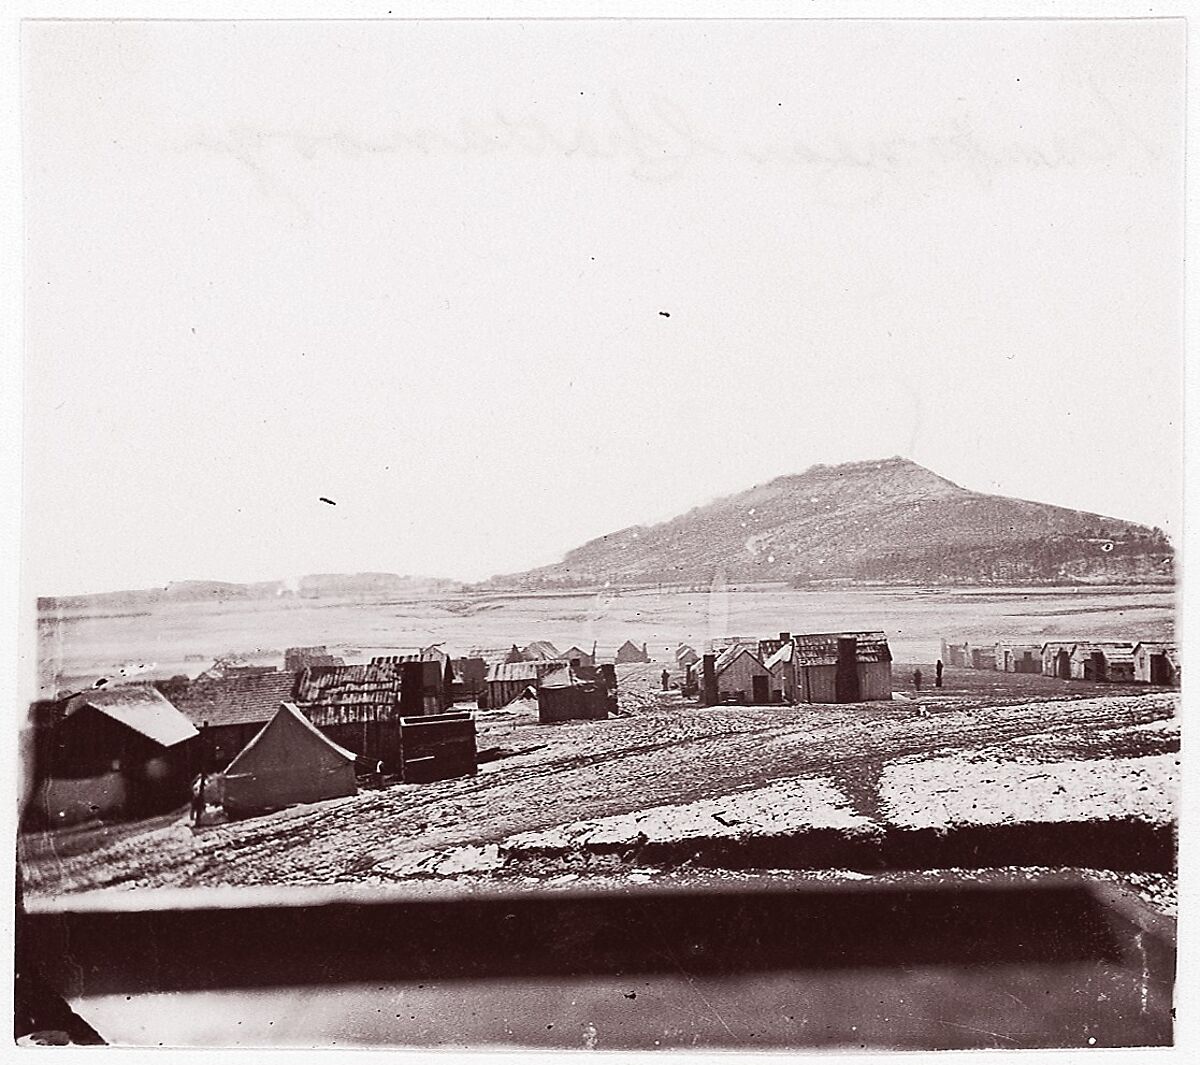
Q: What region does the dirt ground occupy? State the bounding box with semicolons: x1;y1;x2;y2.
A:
20;664;1178;911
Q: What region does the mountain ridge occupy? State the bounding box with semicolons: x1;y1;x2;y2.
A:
493;456;1173;589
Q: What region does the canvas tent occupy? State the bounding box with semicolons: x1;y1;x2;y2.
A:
221;702;357;817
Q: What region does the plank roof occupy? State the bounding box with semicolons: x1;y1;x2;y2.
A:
169;671;299;728
68;683;199;747
791;632;892;667
294;662;406;708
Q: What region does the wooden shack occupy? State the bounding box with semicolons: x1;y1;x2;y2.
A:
615;640;650;664
562;645;596;668
1132;642;1179;686
940;640;970;667
705;645;781;705
371;653;453;711
293;662;406;771
675;644;699;672
775;632;893;703
33;684;199;824
756;632;792;663
484;660;569;708
520;640;563;662
1041;642;1076;679
396;711;477;783
284;646;345;671
994;643;1042;674
1068;642;1135;682
537;663;618;723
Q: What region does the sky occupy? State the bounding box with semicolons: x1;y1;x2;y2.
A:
21;17;1185;596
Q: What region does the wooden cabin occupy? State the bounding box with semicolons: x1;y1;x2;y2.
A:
292;662;407;771
940;639;970;667
771;632;893;703
675;644;699;672
1041;642;1077;679
562;646;596;668
372;653;453;711
483;660;571;709
1132;642;1179;687
615;640;651;664
1068;643;1135;683
32;684;199;825
537;663;618;723
703;645;782;705
451;656;489;698
970;647;997;671
994;642;1042;674
284;646;345;671
520;640;563;663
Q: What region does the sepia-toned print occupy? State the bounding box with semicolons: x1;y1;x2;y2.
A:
15;14;1182;1052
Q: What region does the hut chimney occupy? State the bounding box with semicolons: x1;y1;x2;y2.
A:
779;632;791;643
835;636;860;703
701;654;718;707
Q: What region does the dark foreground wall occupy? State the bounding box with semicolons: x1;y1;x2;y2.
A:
17;876;1174;1050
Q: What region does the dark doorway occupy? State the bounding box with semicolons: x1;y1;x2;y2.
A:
1150;654;1172;686
835;638;861;703
1089;652;1106;682
752;675;770;705
1056;651;1072;679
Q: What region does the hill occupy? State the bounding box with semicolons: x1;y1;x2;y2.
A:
495;457;1174;589
38;572;460;613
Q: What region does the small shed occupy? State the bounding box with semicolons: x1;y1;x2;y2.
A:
222;702;357;817
707;645;781;705
537;663;618;723
940;640;970;668
36;684;199;824
1041;642;1077;679
970;647;998;671
1132;642;1179;686
396;710;477;783
615;640;650;664
562;645;596;668
675;644;699;672
1068;642;1135;683
484;660;568;709
756;632;793;663
994;643;1041;674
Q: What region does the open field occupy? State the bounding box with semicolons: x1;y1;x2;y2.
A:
34;583;1175;694
20;665;1179;909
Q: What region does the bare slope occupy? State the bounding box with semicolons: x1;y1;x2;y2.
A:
500;457;1173;587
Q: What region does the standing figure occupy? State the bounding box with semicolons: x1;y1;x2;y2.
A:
935;659;944;688
190;775;206;826
661;668;671;691
913;668;923;692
